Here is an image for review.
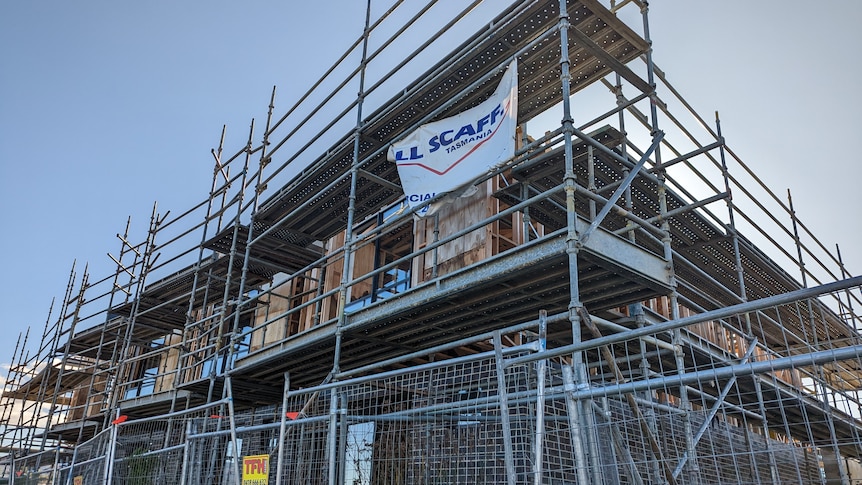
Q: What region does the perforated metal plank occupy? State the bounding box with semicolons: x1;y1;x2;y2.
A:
254;0;649;242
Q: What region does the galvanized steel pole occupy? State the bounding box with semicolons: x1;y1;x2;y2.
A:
556;1;591;483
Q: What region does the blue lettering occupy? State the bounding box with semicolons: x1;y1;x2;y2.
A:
408;193;436;203
395;146;424;160
455;124;476;140
439;130;455;146
476;114;491;133
490;103;504;126
426;103;504;154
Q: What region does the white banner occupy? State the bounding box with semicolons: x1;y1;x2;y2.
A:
388;60;518;214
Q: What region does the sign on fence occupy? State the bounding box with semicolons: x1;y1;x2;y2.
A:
242;454;269;485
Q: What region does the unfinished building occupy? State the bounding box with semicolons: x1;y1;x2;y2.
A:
2;0;862;484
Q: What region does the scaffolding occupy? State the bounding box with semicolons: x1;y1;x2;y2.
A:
2;0;862;483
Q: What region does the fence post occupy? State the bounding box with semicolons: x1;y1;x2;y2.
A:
104;410;121;485
493;331;517;485
179;420;193;485
51;440;61;485
276;372;290;485
562;367;590;485
63;442;79;485
225;376;242;485
326;387;338;485
533;310;547;485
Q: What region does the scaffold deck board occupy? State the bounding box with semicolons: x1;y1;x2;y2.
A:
232;218;671;387
254;0;649;243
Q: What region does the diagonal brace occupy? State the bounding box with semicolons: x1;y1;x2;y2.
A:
578;131;664;246
578;305;678;485
672;337;759;479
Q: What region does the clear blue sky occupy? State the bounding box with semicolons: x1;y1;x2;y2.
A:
1;1;860;372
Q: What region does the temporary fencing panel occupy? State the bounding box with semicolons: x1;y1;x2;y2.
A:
7;288;862;484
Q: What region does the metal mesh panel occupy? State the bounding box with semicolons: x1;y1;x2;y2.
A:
10;450;63;485
112;446;185;485
7;290;862;485
59;428;113;485
184;427;236;485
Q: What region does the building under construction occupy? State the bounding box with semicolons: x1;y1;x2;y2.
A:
2;0;862;483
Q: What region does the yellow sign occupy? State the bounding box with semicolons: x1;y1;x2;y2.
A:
242;454;269;485
73;476;84;485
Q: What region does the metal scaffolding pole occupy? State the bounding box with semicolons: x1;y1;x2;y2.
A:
580;307;677;485
106;203;162;425
641;3;700;482
532;310;547;485
837;244;860;328
172;125;228;413
493;331;517;485
39;268;89;453
556;1;590;482
507;277;862;368
227;87;277;380
789;190;850;484
717;111;779;484
225;376;241;485
328;4;372;483
209;119;254;401
276;372;290;485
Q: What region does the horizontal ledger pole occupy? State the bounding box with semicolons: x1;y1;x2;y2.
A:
565;343;862;402
506;275;862;368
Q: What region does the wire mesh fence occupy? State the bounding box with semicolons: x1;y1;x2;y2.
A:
9;449;67;485
5;284;862;485
46;428;113;485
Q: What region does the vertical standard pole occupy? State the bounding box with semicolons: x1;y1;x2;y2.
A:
788;190;849;485
493;331;517;485
50;439;61;485
108;203;160;426
63;441;80;485
717;112;778;484
533;311;548;485
221;118;258;373
326;387;339;485
640;3;699;482
276;372;290;485
174;125;226;412
561;367;585;483
329;4;372;483
32;264;75;457
521;181;532;243
337;0;373;320
179;420;192;485
836;244;859;329
229;86;277;372
587;145;596;221
613;73;635;243
431;214;440;279
214;119;254;388
225;376;242;485
104;410;120;485
556;1;590;482
632;302;662;483
336;394;348;485
0;332;23;451
41;269;89;453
